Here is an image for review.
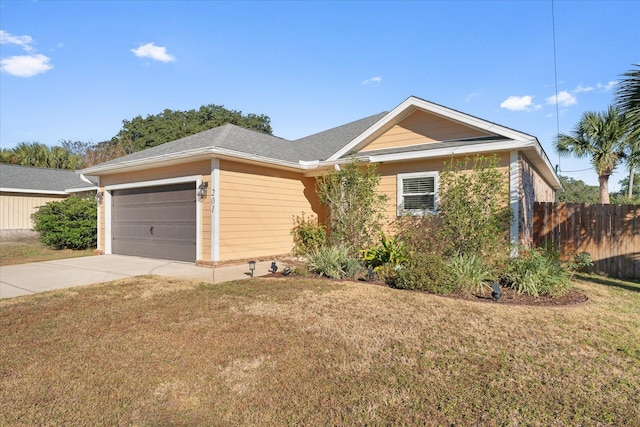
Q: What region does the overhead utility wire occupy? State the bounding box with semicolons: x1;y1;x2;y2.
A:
551;0;562;174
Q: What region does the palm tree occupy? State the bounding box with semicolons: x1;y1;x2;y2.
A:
555;106;628;203
614;64;640;198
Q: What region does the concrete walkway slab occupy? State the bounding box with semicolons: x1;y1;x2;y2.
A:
0;255;273;299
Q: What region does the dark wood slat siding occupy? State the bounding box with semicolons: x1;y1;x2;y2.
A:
112;183;196;262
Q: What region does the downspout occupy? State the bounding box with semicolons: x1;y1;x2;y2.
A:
509;151;520;257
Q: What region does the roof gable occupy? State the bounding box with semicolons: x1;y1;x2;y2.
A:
359;109;493;153
327;96;536;161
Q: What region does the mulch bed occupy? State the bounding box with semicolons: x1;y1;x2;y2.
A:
443;286;588;307
267;271;589;307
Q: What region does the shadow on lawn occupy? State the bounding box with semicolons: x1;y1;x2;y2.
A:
575;273;640;294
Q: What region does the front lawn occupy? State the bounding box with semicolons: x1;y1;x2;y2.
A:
0;241;95;266
1;275;638;425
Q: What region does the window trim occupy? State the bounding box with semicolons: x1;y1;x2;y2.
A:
396;172;438;216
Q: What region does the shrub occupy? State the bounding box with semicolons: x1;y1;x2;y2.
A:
568;252;594;275
31;196;97;250
291;213;326;256
438;155;512;261
316;160;387;255
394;252;454;294
448;252;494;294
502;248;573;297
392;215;450;256
307;245;362;279
362;234;409;269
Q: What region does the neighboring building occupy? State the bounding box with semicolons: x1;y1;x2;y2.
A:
0;164;97;241
79;96;560;265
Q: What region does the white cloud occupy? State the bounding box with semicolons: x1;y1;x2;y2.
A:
0;54;53;77
597;81;617;92
464;92;479;102
0;30;34;52
546;90;577;107
362;76;382;85
500;95;540;111
572;84;594;93
131;42;175;63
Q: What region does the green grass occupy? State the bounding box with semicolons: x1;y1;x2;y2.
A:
0;275;639;426
0;241;95;266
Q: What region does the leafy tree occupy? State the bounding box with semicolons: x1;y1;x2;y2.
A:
32;196;97;250
437;155;512;260
555;106;629;203
612;173;640;204
316;160;387;255
614;64;640;198
111;104;273;154
557;175;599;203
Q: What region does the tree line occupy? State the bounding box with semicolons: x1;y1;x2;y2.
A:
0;104;272;169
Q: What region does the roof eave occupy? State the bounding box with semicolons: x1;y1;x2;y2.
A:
0;187;68;195
78;147;312;176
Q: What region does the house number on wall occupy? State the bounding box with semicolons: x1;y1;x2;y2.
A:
211;188;215;213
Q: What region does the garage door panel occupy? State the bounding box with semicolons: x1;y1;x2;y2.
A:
112;183;196;262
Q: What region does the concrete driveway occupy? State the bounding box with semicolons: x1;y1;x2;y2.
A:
0;255;273;299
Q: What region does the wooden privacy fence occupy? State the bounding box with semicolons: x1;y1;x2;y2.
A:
533;202;640;279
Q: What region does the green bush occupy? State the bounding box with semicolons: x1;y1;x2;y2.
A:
32;196;97;250
394;252;454;294
438;155;512;261
307;245;362;279
392;215;451;256
291;213;326;256
503;248;573;297
362;234;409;269
448;252;494;294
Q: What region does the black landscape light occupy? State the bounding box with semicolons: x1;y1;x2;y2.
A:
491;282;502;301
368;266;374;281
270;261;278;273
248;260;256;277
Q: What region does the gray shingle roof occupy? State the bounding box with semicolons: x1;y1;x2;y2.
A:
88;112;389;170
0;164;96;193
293;112;388;161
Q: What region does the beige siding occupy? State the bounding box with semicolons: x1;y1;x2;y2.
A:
100;161;211;187
519;155;557;246
375;154;511;226
361;110;491;152
0;193;67;230
201;175;212;261
218;161;322;261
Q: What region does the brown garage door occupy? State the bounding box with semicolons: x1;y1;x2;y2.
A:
112;183;196;262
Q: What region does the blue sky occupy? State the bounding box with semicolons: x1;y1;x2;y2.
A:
1;0;638;189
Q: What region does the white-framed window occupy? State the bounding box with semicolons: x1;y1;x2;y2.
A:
397;172;438;216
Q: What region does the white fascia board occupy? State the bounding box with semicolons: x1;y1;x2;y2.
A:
327;96;536;162
65;186;97;193
0;187;68;195
365;139;535;163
